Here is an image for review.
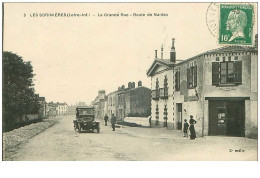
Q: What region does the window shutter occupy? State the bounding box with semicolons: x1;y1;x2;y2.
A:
178;71;180;89
187;68;190;88
194;65;197;87
212;62;220;85
234;61;242;85
175;72;178;90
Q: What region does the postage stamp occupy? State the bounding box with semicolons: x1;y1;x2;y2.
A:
219;4;254;45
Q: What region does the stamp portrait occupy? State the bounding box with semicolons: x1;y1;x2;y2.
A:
219;4;254;45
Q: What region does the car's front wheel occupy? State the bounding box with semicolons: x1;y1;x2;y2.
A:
78;123;81;133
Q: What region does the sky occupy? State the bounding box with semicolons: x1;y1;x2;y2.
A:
3;3;257;105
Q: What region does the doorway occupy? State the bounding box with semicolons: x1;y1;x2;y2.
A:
209;100;245;136
176;103;182;130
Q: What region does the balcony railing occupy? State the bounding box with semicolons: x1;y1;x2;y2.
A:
152;90;159;100
160;87;168;99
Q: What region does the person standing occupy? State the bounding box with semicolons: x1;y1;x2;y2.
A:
148;116;152;128
104;114;109;126
111;113;117;131
189;115;197;140
183;119;189;137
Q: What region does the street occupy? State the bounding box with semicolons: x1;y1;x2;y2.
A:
9;115;257;161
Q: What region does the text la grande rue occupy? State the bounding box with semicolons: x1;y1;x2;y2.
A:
97;13;168;17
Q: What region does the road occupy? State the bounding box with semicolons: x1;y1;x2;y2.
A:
10;115;257;161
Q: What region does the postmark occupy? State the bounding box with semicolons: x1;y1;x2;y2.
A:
219;4;254;45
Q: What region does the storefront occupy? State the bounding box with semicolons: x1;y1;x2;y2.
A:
207;97;248;137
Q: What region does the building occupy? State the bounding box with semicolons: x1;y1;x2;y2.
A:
147;40;176;129
117;81;151;120
92;90;107;119
92;81;151;120
56;102;68;115
47;102;58;117
106;90;119;119
147;36;258;138
38;96;47;118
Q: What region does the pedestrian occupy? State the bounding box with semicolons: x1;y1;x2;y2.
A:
183;119;189;137
148;116;152;127
189;115;197;140
111;113;117;131
104;114;109;126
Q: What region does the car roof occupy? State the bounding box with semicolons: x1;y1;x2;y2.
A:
76;106;94;109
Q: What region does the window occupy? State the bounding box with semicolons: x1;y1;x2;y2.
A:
163;105;168;127
156;78;159;90
221;62;234;84
228;56;231;61
163;105;168;120
175;68;180;91
223;57;226;61
187;63;197;89
212;61;242;85
164;75;168;88
155;104;159;120
234;56;238;60
216;57;220;61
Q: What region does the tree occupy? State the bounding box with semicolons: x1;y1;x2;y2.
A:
3;51;40;131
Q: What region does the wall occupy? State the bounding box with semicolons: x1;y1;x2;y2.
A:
129;87;151;117
151;65;174;129
174;56;204;134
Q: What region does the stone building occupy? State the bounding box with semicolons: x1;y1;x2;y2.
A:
92;90;107;119
147;36;258;138
106;90;119;119
147;40;176;129
117;81;151;120
92;81;151;120
47;102;58;117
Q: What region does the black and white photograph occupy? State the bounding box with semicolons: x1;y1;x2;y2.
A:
1;1;258;164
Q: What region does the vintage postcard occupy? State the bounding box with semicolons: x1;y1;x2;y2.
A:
2;2;258;162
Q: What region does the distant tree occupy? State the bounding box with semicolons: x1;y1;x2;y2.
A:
3;51;40;131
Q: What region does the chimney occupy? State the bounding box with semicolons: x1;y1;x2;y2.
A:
138;81;142;87
155;50;158;58
122;85;125;89
132;82;135;88
170;38;176;63
128;82;131;88
255;34;258;48
161;45;163;59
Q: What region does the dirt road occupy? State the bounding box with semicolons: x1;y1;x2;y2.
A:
6;115;257;161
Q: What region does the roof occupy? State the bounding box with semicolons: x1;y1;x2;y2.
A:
175;45;257;66
76;106;94;109
146;58;174;76
147;45;258;75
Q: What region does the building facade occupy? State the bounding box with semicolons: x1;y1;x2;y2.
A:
147;37;258;138
117;81;151;120
92;90;107;119
92;81;151;120
147;40;176;129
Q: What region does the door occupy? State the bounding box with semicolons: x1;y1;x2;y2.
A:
176;103;182;130
209;100;245;136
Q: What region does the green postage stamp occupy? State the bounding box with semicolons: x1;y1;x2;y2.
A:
219;4;253;45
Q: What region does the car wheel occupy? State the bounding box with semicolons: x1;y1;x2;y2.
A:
78;123;81;133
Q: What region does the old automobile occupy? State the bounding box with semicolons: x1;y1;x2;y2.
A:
73;106;100;133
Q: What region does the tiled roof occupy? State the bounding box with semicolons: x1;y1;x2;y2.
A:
147;45;257;76
175;45;257;66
